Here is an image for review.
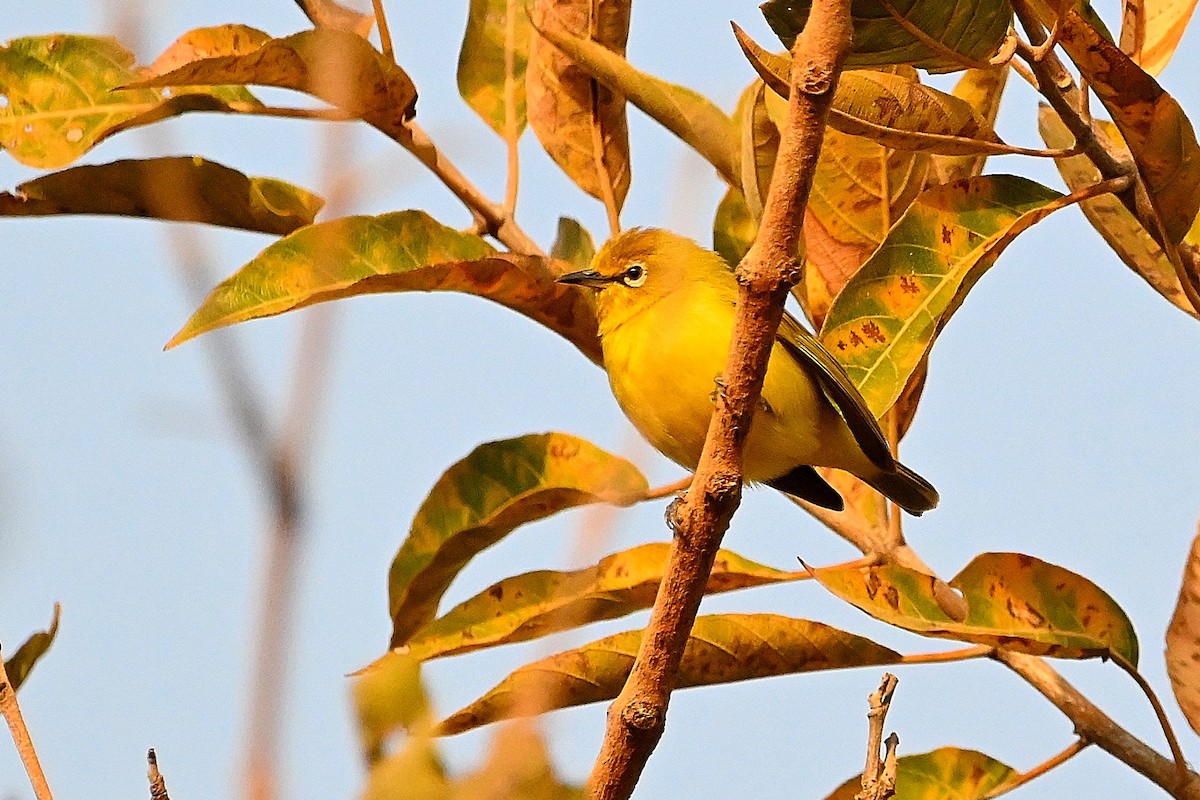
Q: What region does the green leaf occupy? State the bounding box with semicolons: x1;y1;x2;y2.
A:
823;747;1017;799
760;0;1012;73
128;29;418;139
713;187;756;267
527;1;630;211
166;210;603;364
820;175;1065;417
549;217;596;271
809;552;1139;663
1056;8;1200;243
353;651;430;763
0;157;322;235
437;614;901;735
0;35;167;168
1166;530;1200;735
389;433;647;646
932;67;1009;183
397;543;802;661
1039;105;1198;319
4;604;60;692
535;15;737;188
458;0;530;139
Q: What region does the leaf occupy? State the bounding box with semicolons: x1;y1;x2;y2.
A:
738;81;781;222
398;543;803;661
128;29;418;139
527;0;631;212
1166;529;1200;735
458;0;531;140
0;157;323;235
823;747;1017;799
353;651;430;762
713;187;756;267
0;35;168;168
148;24;271;105
1124;0;1200;76
760;0;1013;73
1057;8;1200;243
361;733;450;800
809;552;1139;663
534;16;737;187
4;604;61;692
389;433;647;646
820;175;1065;417
454;722;583;800
437;614;902;735
931;66;1010;184
165;210;603;364
294;0;376;37
1039;105;1198;319
549;216;596;270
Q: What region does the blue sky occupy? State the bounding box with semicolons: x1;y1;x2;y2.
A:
2;1;1199;798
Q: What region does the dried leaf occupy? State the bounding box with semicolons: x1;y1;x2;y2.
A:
823;747;1017;799
149;24;270;105
389;433;647;646
1124;0;1200;76
931;67;1010;183
549;216;596;270
437;614;902;735
535;16;737;187
458;0;531;139
0;157;322;235
4;604;61;692
293;0;376;37
820;175;1065;417
166;210;603;364
1058;8;1200;243
1166;529;1200;735
397;543;802;661
527;0;631;211
760;0;1013;73
129;28;418;139
809;553;1139;662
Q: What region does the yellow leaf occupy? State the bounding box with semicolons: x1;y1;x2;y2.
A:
353;651;430;763
148;24;270;105
823;747;1017;799
454;722;583;799
458;0;530;140
1166;529;1200;735
1124;0;1200;77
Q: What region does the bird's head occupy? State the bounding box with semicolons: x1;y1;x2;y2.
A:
558;228;734;334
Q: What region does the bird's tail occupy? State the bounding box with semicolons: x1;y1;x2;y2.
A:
863;463;939;516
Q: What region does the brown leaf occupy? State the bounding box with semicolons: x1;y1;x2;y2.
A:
1166;529;1200;735
527;0;631;212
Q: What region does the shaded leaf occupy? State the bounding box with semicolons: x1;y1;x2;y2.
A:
1124;0;1200;76
823;747;1017;799
437;614;901;735
458;0;531;139
713;187;756;267
294;0;376;37
760;0;1012;73
148;24;270;105
389;433;647;646
166;210;603;364
527;0;631;211
1039;105;1198;319
931;67;1009;184
129;28;418;139
549;216;595;270
738;81;781;222
809;552;1139;662
1166;529;1200;735
455;722;584;799
0;157;322;235
0;35;168;168
1058;8;1200;243
4;604;60;692
820;175;1065;417
535;16;737;187
353;651;430;763
361;733;450;800
400;543;803;661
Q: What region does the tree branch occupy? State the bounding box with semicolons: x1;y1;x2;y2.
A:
855;673;900;800
0;650;53;800
583;4;854;797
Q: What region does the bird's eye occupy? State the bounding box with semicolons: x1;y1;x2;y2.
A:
622;263;647;288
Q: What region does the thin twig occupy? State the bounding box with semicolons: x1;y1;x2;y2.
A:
980;738;1090;799
855;673;899;800
639;475;694;501
370;0;394;63
583;4;854;797
1114;655;1189;780
147;749;170;800
503;0;521;214
0;650;53;800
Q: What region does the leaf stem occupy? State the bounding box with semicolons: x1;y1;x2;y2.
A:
0;650;53;800
371;0;394;63
1114;654;1189;781
503;0;521;214
979;737;1090;799
898;645;992;665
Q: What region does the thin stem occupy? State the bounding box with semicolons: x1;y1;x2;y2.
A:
371;0;394;63
1114;655;1189;781
0;652;53;800
980;738;1090;800
897;645;992;665
503;0;521;214
639;475;694;501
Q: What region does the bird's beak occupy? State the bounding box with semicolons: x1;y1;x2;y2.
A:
557;269;611;289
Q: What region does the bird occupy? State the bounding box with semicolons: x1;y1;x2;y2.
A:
557;227;938;515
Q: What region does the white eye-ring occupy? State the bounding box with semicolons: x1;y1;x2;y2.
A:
621;262;647;288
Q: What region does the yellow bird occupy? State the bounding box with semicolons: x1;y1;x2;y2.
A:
558;228;938;515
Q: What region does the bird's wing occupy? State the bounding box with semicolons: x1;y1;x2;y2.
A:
775;312;893;469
